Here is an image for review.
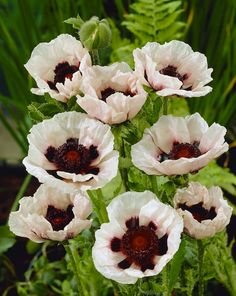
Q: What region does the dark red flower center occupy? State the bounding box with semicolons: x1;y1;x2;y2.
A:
178;202;217;222
45;205;74;231
160;142;201;162
160;65;188;83
110;217;168;272
47;62;80;91
100;87;136;102
45;138;99;175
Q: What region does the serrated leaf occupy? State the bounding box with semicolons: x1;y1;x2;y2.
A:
168;239;186;293
64;15;84;29
122;0;186;44
190;161;236;196
38;103;63;116
28;103;49;123
143;91;162;125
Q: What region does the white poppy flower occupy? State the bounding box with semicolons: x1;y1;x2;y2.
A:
92;191;183;284
23;111;119;192
25;34;91;102
8;184;92;242
133;40;213;97
174;182;232;239
76;62;147;124
131;113;228;176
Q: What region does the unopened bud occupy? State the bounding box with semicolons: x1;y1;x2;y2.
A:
79;17;112;50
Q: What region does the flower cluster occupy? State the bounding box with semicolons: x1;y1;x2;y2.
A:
9;33;232;285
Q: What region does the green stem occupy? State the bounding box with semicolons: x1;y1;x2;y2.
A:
112;281;120;296
162;266;170;296
91;49;100;65
163;97;168;115
10;174;32;212
87;190;108;223
197;240;204;296
120;136;129;191
150;175;158;195
96;188;108;223
63;243;88;296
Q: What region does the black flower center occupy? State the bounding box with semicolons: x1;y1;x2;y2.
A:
45;205;74;231
45;138;99;175
160;142;201;162
110;217;168;272
100;87;136;102
178;202;217;222
47;62;80;91
159;65;187;83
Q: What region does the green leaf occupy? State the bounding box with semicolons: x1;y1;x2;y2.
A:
128;166;152;192
26;240;41;255
205;232;236;296
64;15;84;30
28;96;66;123
190;161;236;196
66;96;85;112
142;90;162;125
122;0;186;44
168;239;186;293
0;226;16;253
28;103;49;123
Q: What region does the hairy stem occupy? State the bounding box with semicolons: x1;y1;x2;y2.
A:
10;174;32;212
120;137;129;191
91;49;100;65
63;242;88;296
162;266;170;296
163;98;168;115
150;175;158;196
87;190;107;223
96;188;108;223
198;240;204;296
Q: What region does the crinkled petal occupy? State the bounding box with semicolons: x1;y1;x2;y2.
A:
174;182;232;239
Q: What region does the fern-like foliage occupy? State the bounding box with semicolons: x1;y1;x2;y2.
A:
110;0;186;65
122;0;186;45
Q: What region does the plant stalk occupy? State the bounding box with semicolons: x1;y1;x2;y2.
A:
150;175;158;195
87;190;108;223
91;49;100;65
197;240;204;296
120;136;129;191
10;174;32;212
163;98;168;115
63;243;87;296
162;266;170;296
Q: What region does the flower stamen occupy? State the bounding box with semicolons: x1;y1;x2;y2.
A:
160;142;201;162
159;65;188;83
178;202;217;222
100;87;135;102
45;138;99;175
110;217;168;272
45;204;74;231
48;62;80;90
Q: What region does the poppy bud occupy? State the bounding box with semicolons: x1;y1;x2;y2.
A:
79;17;112;50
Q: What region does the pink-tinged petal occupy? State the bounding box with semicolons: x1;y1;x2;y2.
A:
23;112;119;192
93;191;183;283
25;34;91;102
174;182;232;239
131;113;228;175
77;62;147;124
133;40;213;98
199;123;227;153
8;184;92;242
